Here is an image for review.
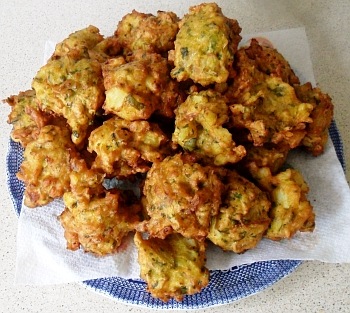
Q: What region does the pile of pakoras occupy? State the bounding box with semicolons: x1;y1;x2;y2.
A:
5;3;334;302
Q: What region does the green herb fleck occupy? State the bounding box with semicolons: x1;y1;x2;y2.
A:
180;47;189;58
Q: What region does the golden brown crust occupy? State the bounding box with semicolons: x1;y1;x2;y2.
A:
32;55;105;146
294;82;334;156
17;125;79;207
208;170;271;253
32;26;106;147
229;72;314;148
88;36;122;63
59;158;141;255
88;116;170;178
243;144;290;175
102;53;182;120
115;10;179;56
51;25;104;60
172;89;246;165
265;168;315;240
5;90;52;147
170;3;241;86
138;153;224;240
134;232;209;302
244;38;300;85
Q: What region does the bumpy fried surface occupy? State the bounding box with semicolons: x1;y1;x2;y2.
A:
170;3;241;86
5;90;51;147
295;82;334;156
115;10;179;55
138;153;223;240
230;77;314;148
134;232;209;302
103;53;182;120
88;116;169;178
17;125;79;207
243;144;289;175
51;25;104;60
60;161;140;255
228;45;315;148
251;167;315;240
32;26;106;146
5;4;334;302
172;90;246;165
244;38;300;85
88;36;122;63
208;170;271;253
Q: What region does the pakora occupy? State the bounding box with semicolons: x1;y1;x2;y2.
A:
138;153;223;240
60;159;141;255
172;90;246;165
115;10;179;55
102;53;182;120
228;42;317;148
88;116;170;178
250;167;315;240
5;90;51;147
134;232;209;302
230;77;314;148
32;26;106;146
169;3;241;86
16;125;79;208
208;170;271;253
295;82;334;156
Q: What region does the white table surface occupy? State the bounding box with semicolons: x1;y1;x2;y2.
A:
1;1;350;312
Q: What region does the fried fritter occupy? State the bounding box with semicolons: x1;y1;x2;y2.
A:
229;75;314;148
51;25;104;60
244;38;300;85
134;232;209;302
138;153;223;240
16;125;79;208
172;90;246;165
250;167;315;240
32;55;105;146
60;159;140;255
169;3;241;86
5;90;51;147
208;170;271;253
5;7;334;302
115;10;179;55
294;82;334;156
102;53;182;120
88;116;170;178
228;45;316;148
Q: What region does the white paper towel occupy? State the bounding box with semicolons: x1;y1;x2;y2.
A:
15;27;350;285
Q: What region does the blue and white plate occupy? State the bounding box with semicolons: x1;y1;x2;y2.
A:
6;121;345;309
